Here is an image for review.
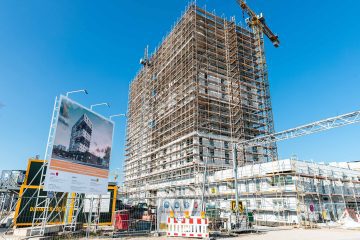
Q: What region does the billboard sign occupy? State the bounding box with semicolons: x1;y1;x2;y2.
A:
44;96;114;194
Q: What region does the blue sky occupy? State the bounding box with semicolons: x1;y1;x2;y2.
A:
0;0;359;182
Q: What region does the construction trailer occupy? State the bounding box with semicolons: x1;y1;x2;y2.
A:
125;3;276;203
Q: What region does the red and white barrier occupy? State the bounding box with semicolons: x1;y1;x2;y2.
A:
167;216;209;238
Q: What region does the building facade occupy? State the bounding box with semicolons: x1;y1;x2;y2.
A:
124;5;276;200
143;159;360;226
69;114;93;153
330;161;360;172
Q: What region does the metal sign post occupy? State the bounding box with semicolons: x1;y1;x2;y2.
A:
30;96;61;236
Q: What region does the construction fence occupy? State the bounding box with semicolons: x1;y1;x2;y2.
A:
0;193;360;239
1;196;251;239
1;196;156;239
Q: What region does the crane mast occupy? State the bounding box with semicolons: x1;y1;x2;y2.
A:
234;0;279;162
231;0;280;216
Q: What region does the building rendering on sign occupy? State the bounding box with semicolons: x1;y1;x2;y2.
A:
69;114;93;153
124;5;277;200
53;145;66;151
46;97;113;194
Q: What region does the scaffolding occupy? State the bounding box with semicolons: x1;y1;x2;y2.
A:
124;4;276;203
149;158;360;228
123;2;360;229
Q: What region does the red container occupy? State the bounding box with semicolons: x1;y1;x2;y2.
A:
115;210;129;230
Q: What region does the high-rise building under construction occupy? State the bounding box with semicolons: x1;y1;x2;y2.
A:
124;5;277;199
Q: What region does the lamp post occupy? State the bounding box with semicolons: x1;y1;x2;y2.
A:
66;89;88;97
109;113;126;187
109;113;126;120
90;102;110;110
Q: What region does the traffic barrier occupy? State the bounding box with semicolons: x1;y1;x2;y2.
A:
167;216;209;238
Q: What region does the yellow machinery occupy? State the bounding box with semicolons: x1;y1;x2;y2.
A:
236;0;280;47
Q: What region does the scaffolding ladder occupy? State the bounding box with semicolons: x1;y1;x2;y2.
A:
29;96;61;237
63;193;84;232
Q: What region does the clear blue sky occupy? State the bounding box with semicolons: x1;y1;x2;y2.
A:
0;1;359;181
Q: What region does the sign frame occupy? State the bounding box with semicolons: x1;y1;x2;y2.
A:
44;95;115;194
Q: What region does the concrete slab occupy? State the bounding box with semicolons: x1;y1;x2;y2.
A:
13;224;62;237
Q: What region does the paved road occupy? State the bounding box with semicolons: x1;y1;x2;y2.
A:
107;228;360;240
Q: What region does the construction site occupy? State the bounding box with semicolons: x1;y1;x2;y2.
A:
125;2;277;200
0;1;359;240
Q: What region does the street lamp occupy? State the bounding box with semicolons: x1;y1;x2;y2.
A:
66;89;88;97
109;114;126;186
90;102;110;110
109;114;126;120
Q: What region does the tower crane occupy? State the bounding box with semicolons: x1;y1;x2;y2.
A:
236;0;280;47
204;1;282;223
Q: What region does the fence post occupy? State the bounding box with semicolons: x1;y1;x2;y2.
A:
156;198;160;235
86;196;93;239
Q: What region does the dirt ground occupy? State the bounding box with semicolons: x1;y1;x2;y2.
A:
117;228;360;240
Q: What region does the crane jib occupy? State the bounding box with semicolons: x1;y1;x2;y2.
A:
235;0;280;48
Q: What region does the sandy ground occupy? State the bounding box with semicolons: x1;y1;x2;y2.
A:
3;227;358;240
116;228;360;240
